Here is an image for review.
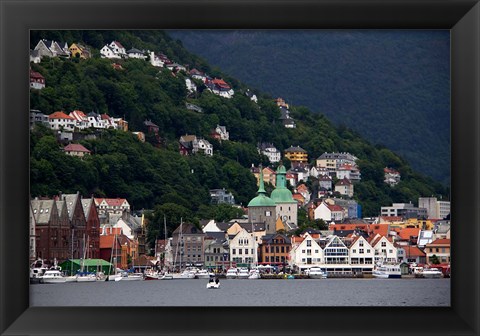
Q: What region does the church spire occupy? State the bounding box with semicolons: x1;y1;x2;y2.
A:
257;165;266;194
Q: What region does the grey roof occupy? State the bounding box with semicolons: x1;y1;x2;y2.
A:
261;233;291;244
31;199;56;224
81;198;94;219
317;152;357;161
285;146;306;153
127;48;143;54
61;193;81;220
204;231;227;242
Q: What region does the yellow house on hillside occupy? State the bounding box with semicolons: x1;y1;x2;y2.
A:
69;43;91;59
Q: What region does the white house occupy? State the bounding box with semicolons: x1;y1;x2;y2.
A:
369;234;398;263
335;178;354;197
149;52;165;67
289;232;324;271
348;236;375;268
336;164;361;182
100;45;120;59
48;111;76;132
214;125;229;141
196;138;213;156
185;78;197;93
229;228;257;268
258;143;281;163
127;48;146;59
314;202;345;222
201;220;222;233
109;41;126;57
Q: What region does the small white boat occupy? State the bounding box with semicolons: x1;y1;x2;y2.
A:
41;270;67;284
420;267;443;278
76;273;97;282
64;275;78;282
118;272;143;281
160;274;174;280
206;279;220;289
307;267;328;279
226;268;238;279
237;268;250;279
248;269;261;279
170;268;197;279
372;262;402;279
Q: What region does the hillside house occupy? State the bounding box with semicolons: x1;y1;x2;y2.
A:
284;146;308;166
30;70;45;89
69;43;91;59
335;178;354;197
384;167;401;186
127;48;146;59
179;135;213;156
316;152;358;172
63;143;91;157
314;202;345;222
48;111;76;132
258;143;281;163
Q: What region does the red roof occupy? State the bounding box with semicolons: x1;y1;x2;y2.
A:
426;239;451;246
336;178;352;186
95;198;128;207
402;246;426;257
394;227;421;240
30;70;44;79
64;143;91;153
49;111;74;120
326;204;344;212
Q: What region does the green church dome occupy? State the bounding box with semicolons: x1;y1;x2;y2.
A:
270;188;294;204
248;166;276;208
270;162;295;204
248;194;277;207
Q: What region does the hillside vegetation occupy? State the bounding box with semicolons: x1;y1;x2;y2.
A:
169;30;451;185
30;30;448;228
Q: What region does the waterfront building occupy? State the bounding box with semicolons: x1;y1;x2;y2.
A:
229;228;258;268
171;223;205;269
425;238;451;264
248;168;277;234
369;234;398;263
29;203;37;264
259;233;291;266
288;233;323;271
81;197;101;259
204;231;229;271
60;192;87;259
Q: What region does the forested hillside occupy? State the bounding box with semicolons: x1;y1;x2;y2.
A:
30;30;448;231
169;30;451;185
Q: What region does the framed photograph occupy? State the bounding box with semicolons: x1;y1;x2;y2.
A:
1;0;479;335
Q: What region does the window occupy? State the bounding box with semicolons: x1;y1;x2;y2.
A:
306;240;311;247
359;240;364;247
353;249;356;254
239;249;242;255
381;242;386;247
367;249;371;253
389;250;393;254
245;248;248;255
232;249;236;255
315;250;318;253
359;249;364;254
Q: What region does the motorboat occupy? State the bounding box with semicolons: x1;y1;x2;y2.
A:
372;262;402;279
420;267;443;278
195;269;214;279
41;270;67;284
237;268;250;279
307;267;327;279
248;269;260;279
30;259;48;284
118;272;144;281
226;268;238;279
206;278;220;289
170;267;197;279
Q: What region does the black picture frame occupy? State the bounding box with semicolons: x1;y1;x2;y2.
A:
1;0;478;335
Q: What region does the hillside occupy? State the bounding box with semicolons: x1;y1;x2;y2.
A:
29;30;448;236
168;30;451;186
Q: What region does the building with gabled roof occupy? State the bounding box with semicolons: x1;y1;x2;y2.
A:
63;143;91;157
335;178;354;197
284;146;307;166
48;111;76;132
425;238;451;264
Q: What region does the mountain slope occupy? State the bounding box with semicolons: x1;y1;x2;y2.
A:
168;30;451;185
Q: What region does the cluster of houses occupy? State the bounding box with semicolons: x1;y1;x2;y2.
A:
29;193;150;270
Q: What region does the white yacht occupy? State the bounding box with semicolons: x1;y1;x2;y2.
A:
420;267;443;278
118;272;144;281
76;273;97;282
226;268;238;279
307;267;328;279
372;262;401;279
195;269;214;279
248;269;261;279
41;270;67;284
237;268;250;279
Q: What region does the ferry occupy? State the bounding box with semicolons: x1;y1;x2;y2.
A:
372;262;401;279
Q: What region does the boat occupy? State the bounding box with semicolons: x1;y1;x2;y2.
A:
170;268;197;279
226;268;238;279
372;261;402;279
307;267;328;279
248;269;261;279
30;259;48;284
41;270;67;284
195;269;214;279
160;273;174;280
76;272;97;282
237;268;250;279
420;267;443;278
206;278;220;289
118;271;144;281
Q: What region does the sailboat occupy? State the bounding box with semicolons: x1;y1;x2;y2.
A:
248;221;261;280
107;231;122;282
76;235;96;282
170;218;196;279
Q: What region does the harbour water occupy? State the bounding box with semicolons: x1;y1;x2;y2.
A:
30;278;450;307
